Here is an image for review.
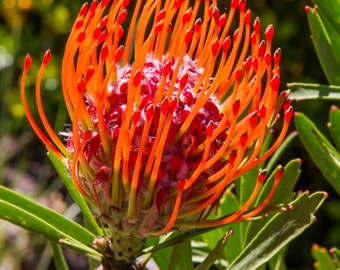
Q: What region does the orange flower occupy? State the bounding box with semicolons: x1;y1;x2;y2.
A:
21;0;292;250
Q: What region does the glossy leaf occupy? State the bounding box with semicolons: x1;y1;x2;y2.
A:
48;149;102;235
227;192;327;270
288;83;340;101
294;112;340;195
306;4;340;84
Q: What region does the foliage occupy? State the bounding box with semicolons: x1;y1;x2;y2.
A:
0;0;339;269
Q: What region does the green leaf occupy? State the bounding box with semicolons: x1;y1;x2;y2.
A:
244;159;302;245
330;247;340;266
168;240;193;270
0;185;101;259
288;83;340;101
294;112;340;195
312;0;340;35
329;106;340;150
194;229;232;270
312;244;337;270
0;185;94;244
48;149;102;235
226;192;327;270
51;242;70;270
306;5;340;84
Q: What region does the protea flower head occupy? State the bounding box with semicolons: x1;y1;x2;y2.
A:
21;0;293;266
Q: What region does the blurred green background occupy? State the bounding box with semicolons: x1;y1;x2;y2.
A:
0;0;339;269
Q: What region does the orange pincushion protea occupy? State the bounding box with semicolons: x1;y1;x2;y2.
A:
21;0;292;265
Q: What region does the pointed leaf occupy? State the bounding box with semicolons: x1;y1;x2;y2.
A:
288;83;340;101
0;185;94;244
48;149;102;235
329;106;340;150
294;112;340;194
227;192;327;270
306;6;340;84
194;229;233;270
245;159;302;245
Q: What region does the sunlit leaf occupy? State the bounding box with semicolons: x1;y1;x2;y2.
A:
227;192;327;270
294;112;340;195
288;83;340;101
0;185;94;244
306;4;340;84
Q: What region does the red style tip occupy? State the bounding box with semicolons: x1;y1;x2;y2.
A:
265;25;274;42
163;60;172;76
194;18;202;33
253;17;260;34
132;110;141;124
259;104;266;119
285;106;294;122
235;68;243;83
185;29;193;45
218;14;227;28
275;166;284;179
182;8;193;25
85;66;95;82
206;121;215;137
238;0;246;13
75;18;84;29
133;70;142;87
117;9;127;25
249;112;258;128
78;31;86;43
79;3;88;17
223;36;231;54
180;74;188;89
101;44;109;60
77;77;86;93
258;41;266;57
258;170;267;184
274;48;281;65
24;54;32;70
270;74;280;92
43;49;51;65
229;149;237;165
114;46;124;63
240;132;248;147
232;99;241;115
211;38;220;56
156;10;166;23
244;10;251;25
231;0;238;9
